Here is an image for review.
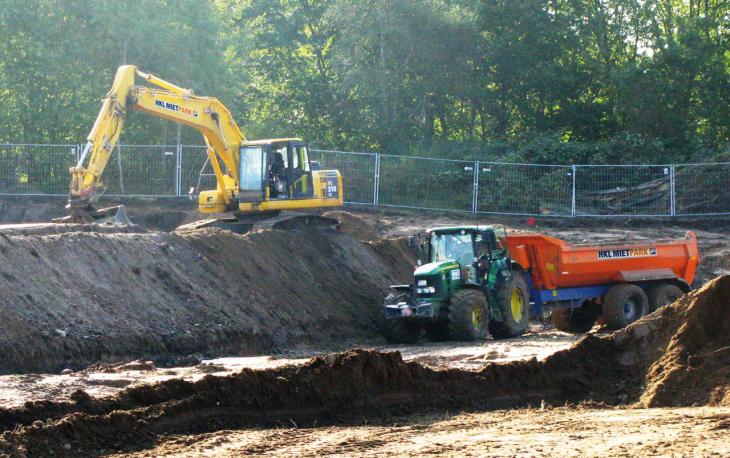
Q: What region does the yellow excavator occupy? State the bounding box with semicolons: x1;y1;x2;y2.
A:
58;65;343;230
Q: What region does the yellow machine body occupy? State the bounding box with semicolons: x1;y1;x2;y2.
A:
69;65;343;217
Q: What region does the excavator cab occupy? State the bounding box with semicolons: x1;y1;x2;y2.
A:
237;138;326;201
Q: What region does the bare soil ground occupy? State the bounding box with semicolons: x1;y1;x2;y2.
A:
107;406;730;457
1;198;730;457
1;274;728;456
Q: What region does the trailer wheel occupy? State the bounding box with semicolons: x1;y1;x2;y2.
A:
489;271;530;339
647;283;684;312
448;289;489;341
601;284;649;329
550;306;596;333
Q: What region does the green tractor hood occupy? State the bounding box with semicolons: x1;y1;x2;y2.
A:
414;260;460;276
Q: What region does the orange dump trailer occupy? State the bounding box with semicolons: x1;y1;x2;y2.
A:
504;231;699;331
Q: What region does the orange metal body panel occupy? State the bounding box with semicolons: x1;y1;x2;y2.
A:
506;232;699;291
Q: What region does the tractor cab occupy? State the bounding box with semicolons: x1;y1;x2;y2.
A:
414;225;509;281
238;138;317;202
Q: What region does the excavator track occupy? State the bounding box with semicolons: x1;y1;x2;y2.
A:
175;211;339;234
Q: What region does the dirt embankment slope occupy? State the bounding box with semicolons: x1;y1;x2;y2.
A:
1;275;728;457
0;221;413;374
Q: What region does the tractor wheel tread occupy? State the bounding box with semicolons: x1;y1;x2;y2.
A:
489;271;530;339
448;289;489;341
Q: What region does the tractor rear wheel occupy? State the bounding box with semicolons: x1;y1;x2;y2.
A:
601;284;649;329
647;283;684;312
489;271;530;339
551;305;597;333
448;289;489;341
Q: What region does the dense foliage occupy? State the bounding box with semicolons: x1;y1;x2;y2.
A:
0;0;727;163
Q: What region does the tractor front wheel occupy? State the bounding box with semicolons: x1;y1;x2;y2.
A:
448;289;489;341
489;270;530;339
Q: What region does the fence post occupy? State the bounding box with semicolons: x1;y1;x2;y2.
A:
175;143;182;197
669;164;676;217
472;161;479;214
571;164;577;217
373;153;380;206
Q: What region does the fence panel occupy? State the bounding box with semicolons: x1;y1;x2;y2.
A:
5;143;730;219
310;149;377;204
179;145;214;197
0;144;77;195
675;163;730;215
477;163;572;216
101;145;177;196
377;155;474;212
574;165;671;216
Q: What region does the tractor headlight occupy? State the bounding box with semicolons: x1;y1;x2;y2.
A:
417;280;428;286
427;286;435;294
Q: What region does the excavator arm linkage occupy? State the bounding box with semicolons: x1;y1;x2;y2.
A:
67;65;244;220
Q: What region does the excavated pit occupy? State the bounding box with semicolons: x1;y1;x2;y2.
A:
0;217;413;374
0;275;729;457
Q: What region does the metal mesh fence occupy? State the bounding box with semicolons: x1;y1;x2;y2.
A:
574;165;672;216
0;144;77;195
310;150;377;204
102;145;177;197
180;145;214;197
2;143;730;217
674;163;730;216
477;163;573;216
377;155;474;212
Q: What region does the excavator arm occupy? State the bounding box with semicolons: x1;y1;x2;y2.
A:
68;65;244;216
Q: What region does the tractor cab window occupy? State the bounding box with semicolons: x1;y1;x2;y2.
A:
431;232;474;266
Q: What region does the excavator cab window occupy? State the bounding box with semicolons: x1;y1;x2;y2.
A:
291;143;313;197
268;146;289;198
238;146;266;201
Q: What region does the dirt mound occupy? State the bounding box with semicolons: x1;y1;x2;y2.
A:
0;343;623;457
322;210;379;242
0;226;411;374
638;276;730;407
1;277;729;455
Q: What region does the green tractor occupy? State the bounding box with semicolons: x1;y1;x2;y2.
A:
382;225;530;343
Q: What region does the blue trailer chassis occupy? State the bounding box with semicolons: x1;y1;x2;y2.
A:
526;275;611;316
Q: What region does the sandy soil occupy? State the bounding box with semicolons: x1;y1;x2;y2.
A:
106;406;730;457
